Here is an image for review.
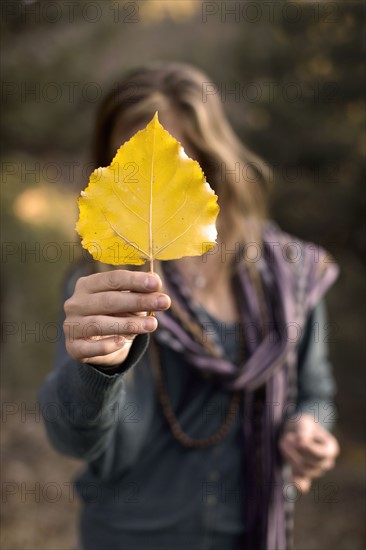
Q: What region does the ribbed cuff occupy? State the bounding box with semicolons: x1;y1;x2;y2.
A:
76;334;150;400
76;361;122;399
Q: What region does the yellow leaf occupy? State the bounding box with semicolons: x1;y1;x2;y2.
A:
76;112;219;268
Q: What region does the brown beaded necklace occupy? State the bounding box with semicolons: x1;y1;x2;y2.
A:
150;299;245;449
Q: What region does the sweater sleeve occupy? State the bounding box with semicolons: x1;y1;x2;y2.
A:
296;300;337;430
38;332;150;461
38;266;150;463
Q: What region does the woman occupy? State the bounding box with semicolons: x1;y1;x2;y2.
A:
39;62;339;550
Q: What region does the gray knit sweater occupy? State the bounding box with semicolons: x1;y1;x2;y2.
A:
39;276;335;550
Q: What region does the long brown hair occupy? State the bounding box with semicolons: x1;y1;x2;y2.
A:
92;62;269;247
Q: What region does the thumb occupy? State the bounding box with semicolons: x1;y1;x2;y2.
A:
293;476;311;494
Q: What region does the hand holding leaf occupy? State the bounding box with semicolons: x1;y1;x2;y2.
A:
65;114;218;367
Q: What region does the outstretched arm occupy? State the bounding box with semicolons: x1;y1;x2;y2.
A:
38;269;170;462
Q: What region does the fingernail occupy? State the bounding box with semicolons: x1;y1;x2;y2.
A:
156;295;169;309
144;276;158;290
143;317;157;331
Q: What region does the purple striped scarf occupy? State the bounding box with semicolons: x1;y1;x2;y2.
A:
155;223;339;549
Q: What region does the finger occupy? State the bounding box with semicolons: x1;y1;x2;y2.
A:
279;435;323;478
70;335;129;362
301;456;337;478
291;417;329;447
321;457;336;471
282;437;335;473
66;314;158;339
323;434;340;458
295;444;331;468
75;270;162;294
297;434;340;462
293;476;311;493
297;442;328;461
294;464;326;479
66;291;171;316
292;452;337;478
296;419;336;448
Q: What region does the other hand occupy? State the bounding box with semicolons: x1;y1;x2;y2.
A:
279;413;340;492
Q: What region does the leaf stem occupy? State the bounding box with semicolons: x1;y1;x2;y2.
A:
149;257;155;317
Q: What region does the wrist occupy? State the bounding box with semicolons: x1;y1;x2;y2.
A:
86;344;132;374
90;363;124;375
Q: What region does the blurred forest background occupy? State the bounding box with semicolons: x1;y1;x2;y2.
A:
1;0;365;548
